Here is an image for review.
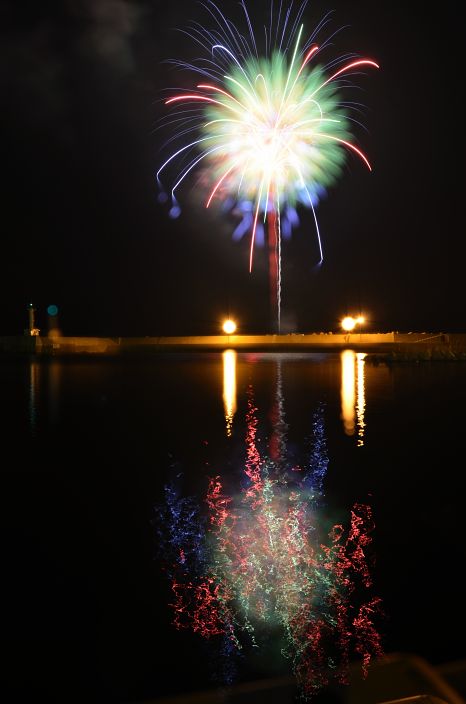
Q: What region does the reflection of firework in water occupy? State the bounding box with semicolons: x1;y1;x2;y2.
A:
157;1;378;329
156;392;383;698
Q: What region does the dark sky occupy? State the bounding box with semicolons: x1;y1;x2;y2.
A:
1;0;463;336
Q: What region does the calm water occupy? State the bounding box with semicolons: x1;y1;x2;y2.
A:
2;352;466;703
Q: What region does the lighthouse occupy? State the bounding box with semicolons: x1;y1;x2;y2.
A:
26;303;40;336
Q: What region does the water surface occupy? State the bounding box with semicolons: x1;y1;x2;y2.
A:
2;352;466;702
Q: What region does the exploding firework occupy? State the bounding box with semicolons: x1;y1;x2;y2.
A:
157;1;378;330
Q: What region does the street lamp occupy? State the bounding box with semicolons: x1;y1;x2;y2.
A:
222;319;237;335
341;316;356;332
341;315;365;341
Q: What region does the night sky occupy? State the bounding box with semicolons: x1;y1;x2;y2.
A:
1;0;463;337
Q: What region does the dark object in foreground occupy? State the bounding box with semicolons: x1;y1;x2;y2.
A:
343;653;465;704
142;653;466;704
380;697;453;704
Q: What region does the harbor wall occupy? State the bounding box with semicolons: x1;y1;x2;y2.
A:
1;332;466;356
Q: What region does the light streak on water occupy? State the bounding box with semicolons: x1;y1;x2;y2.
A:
341;350;356;436
268;359;287;464
356;352;367;446
29;361;39;435
341;350;367;445
222;350;237;436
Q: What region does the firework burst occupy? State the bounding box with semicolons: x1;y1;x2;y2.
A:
157;1;378;329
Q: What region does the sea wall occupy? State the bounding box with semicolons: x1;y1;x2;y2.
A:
2;332;466;357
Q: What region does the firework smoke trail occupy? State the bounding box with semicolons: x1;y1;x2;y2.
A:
156;378;382;697
157;1;378;330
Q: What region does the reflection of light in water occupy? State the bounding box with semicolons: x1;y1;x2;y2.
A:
29;362;40;434
222;349;237;436
341;350;367;444
356;353;367;446
29;361;61;432
48;361;61;426
268;360;288;463
157;360;382;697
341;350;356;435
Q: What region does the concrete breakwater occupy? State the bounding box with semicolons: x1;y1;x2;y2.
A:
1;332;466;357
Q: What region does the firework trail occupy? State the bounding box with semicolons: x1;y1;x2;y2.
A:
157;1;378;330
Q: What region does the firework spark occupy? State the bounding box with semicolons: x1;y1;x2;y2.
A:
157;1;378;329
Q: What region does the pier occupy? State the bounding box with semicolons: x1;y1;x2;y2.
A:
1;332;466;358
